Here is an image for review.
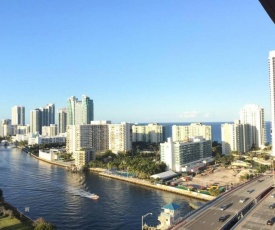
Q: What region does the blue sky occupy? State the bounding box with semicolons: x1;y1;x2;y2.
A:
0;1;274;124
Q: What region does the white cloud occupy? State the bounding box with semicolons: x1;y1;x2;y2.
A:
178;111;214;120
179;111;199;119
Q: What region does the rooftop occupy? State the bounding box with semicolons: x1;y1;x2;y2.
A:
162;203;181;211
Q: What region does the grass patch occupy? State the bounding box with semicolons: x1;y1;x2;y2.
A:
0;215;33;230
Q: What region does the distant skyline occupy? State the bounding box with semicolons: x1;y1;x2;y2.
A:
0;1;274;124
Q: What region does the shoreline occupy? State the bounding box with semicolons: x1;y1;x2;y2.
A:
21;149;214;201
96;171;215;201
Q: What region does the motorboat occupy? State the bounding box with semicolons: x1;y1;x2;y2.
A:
87;193;99;200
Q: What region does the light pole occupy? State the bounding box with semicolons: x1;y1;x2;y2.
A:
141;212;152;230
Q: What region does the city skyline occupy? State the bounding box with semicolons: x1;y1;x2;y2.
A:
0;1;274;123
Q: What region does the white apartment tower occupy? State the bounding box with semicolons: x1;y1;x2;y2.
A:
172;123;212;142
11;106;25;125
269;50;275;156
239;104;266;149
108;122;132;154
221;121;250;155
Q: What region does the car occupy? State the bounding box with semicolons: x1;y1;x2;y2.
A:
271;194;275;198
267;219;274;225
239;198;246;203
219;215;227;222
247;189;253;194
269;204;275;209
220;205;227;211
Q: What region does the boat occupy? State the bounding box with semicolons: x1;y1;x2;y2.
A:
87;193;99;200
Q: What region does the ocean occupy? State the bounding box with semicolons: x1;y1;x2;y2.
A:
158;121;271;144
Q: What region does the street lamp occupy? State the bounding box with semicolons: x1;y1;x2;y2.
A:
141;212;152;230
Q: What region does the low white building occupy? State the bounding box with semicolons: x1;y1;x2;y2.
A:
156;203;182;229
28;133;66;146
39;148;66;161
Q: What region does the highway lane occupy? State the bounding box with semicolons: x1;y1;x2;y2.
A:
173;175;274;230
233;188;275;230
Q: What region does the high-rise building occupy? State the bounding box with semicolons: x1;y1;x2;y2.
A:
42;124;58;137
30;109;42;134
221;121;250;155
66;124;94;168
67;95;94;125
239;104;266;149
41;103;55;126
58;108;67;134
172;123;212;142
160;137;212;172
11;106;25;125
29;103;55;134
269;50;275;156
90;121;110;154
132;123;164;143
108;122;132;154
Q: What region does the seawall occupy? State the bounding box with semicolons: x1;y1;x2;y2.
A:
98;171;215;201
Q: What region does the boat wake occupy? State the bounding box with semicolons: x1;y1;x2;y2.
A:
66;186;99;199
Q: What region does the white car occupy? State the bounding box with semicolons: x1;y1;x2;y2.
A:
239;198;246;203
271;194;275;198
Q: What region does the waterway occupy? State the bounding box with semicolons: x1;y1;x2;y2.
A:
0;148;202;230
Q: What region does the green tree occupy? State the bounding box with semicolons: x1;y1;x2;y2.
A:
33;217;56;230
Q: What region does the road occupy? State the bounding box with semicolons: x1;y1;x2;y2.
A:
172;175;274;230
233;188;275;229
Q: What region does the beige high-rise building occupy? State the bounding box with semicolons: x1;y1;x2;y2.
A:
90;121;110;153
66;124;93;168
42;124;58;137
172;123;212;142
108;122;132;154
132;123;164;143
66;121;110;167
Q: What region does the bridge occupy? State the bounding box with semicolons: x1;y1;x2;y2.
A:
171;175;274;230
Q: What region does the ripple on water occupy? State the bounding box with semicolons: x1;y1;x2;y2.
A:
0;148;203;230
